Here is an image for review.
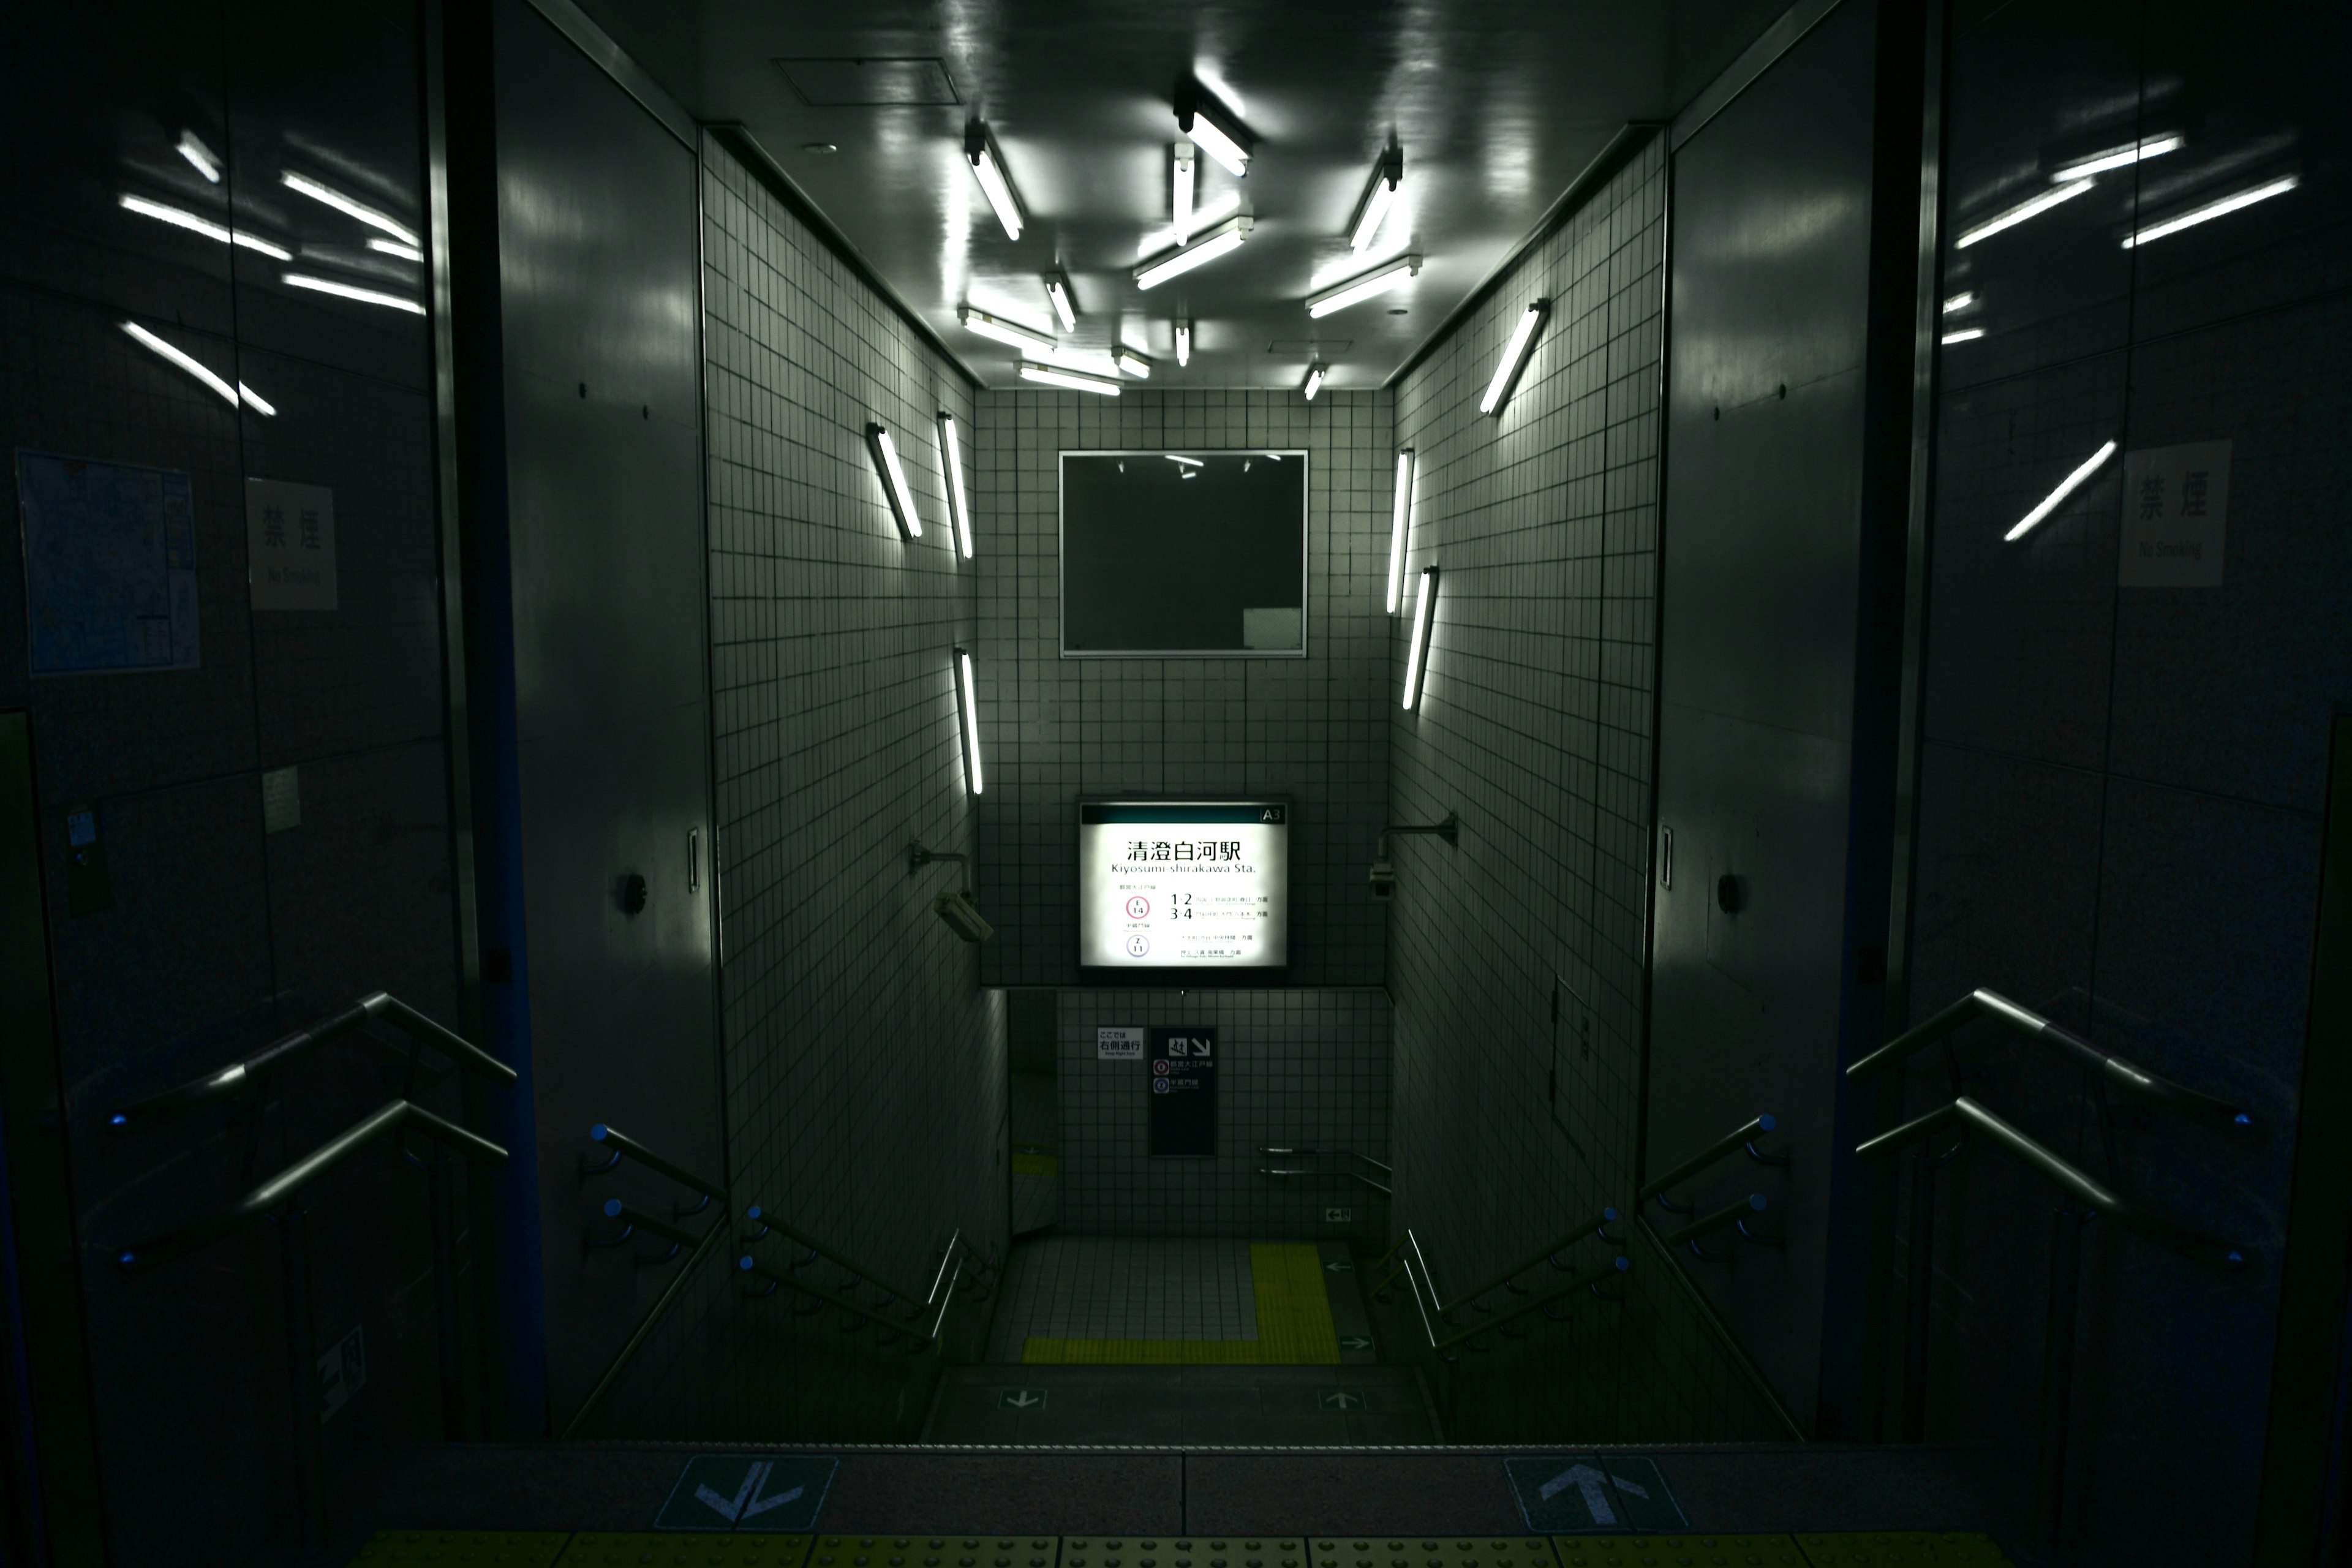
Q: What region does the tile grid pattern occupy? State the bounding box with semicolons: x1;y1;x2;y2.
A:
1384;136;1783;1440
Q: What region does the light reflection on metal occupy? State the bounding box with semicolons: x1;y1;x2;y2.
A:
1942;290;1975;313
281;171;420;247
176;132;222;183
119;194;292;260
1940;327;1985;345
2007;440;2117;543
2051;135;2182;183
1954;178;2095;249
2122;174;2299;248
282;273;426;314
119;321;274;415
366;236;423;263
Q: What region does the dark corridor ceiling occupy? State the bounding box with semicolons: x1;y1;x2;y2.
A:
571;0;1791;390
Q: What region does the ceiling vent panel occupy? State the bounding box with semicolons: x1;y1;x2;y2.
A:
775;58;961;107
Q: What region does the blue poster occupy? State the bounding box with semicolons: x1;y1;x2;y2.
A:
15;450;202;674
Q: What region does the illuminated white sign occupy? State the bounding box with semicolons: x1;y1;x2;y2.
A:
1079;801;1288;969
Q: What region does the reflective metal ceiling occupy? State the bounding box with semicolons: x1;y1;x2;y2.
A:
573;0;1792;389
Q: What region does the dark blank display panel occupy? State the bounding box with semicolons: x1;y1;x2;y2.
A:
1060;450;1308;657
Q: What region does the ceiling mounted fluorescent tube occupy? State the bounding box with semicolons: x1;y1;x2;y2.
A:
282;273;426;314
963;121;1025;241
865;423;924;540
1044;271;1077;332
118;194;293;260
2052;135;2182;183
1302;363;1325;401
957;306;1056;353
1134;214;1251;290
1175;320;1192;366
1385;449;1414;613
1176;86;1251;177
1164;454;1203;467
2005;440;2117;542
1403;564;1439;710
1479;300;1548;415
1172;141;1196;244
281;171;420;247
1017;362;1121;396
955;647;985;794
1350;149;1403;253
937;410;973;560
1305;254;1422;318
2123;174;2299;248
1954;178;2095;249
1115;347;1153;379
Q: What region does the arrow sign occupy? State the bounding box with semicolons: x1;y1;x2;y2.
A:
1319;1389;1367;1410
1000;1389;1047;1410
1502;1453;1685;1533
1338;1335;1374;1351
1324;1259;1354;1273
1538;1463;1643;1525
655;1454;837;1532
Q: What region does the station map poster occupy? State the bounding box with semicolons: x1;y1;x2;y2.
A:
15;450;202;674
1079;800;1288;969
1148;1026;1216;1157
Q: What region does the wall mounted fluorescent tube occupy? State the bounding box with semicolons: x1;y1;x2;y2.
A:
1385;450;1414;613
955;647;984;795
2122;175;2299;248
1302;363;1325;401
1350;149;1404;253
937;410;973;560
176;131;222;183
1175;320;1192;366
1479;300;1548;415
1134;214;1251;290
1942;290;1975;313
1940;327;1985;344
1115;347;1153;379
1306;254;1422;318
1164;454;1203;467
119;194;293;260
1018;362;1121;396
2052;135;2182;183
1176;88;1251;177
1172;141;1196;244
1402;564;1439;710
120;321;273;415
367;236;423;263
282;273;426;314
1954;178;2094;249
1044;272;1077;331
281;171;420;247
865;423;924;540
963;123;1025;241
2006;440;2117;541
957;306;1057;352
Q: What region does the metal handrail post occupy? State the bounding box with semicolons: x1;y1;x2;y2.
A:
428;1149;465;1437
277;1200;326;1556
2034;1205;2087;1551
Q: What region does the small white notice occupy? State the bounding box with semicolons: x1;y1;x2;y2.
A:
246;477;338;610
1097;1026;1144;1061
2119;440;2230;587
318;1324;366;1422
262;766;301;833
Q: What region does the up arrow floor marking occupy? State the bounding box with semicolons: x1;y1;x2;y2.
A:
1537;1462;1648;1526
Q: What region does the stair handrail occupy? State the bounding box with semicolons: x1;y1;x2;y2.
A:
1257;1145;1393;1196
1858;1095;2247;1271
1378;1226;1632;1357
578;1122;726;1201
1846;988;2256;1134
1369;1202;1625;1321
113;1098;506;1270
105;992;516;1133
737;1212;981;1344
739;1204;986;1316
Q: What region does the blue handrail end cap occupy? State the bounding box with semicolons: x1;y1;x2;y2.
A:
745;1204;763;1219
116;1250;136;1267
1613;1254;1631;1271
1749;1193;1768;1210
738;1255;755;1270
2228;1249;2246;1266
2233;1112;2252;1128
1757;1113;1776;1131
1602;1205;1618;1221
108;1112;127;1127
602;1199;624;1218
590;1123;609;1141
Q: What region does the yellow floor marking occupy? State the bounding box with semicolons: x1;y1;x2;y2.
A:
1012;1152;1059;1175
1022;1243;1341;1364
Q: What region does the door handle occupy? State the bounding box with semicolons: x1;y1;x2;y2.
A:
688;827;701;893
1659;826;1673;890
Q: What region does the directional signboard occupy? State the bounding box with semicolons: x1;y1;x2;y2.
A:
1504;1455;1686;1532
655;1456;836;1532
1148;1026;1217;1156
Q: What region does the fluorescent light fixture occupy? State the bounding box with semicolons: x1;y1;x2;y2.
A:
963;123;1025;241
176;132;222;183
282;273;426;314
2123;174;2299;248
1018;362;1121;396
1402;564;1439;710
281;171;419;247
1175;320;1192;366
2005;439;2117;542
1942;290;1975;313
937;410;973;560
1350;149;1404;253
865;422;924;540
2052;135;2182;184
1044;272;1077;331
119;193;294;260
1173;141;1196;243
1302;363;1325;401
367;236;423;262
1941;327;1985;344
1134;214;1251;290
119;320;273;415
1954;178;2095;249
1306;254;1422;318
1385;449;1414;613
1115;346;1153;379
957;306;1056;353
1140;190;1242;256
1164;454;1203;468
954;647;984;795
1176;87;1251;177
1479;300;1548;415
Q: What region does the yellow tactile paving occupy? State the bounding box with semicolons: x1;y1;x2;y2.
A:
1553;1537;1804;1567
352;1532;573;1567
1065;1538;1306;1568
808;1538;1058;1568
1310;1537;1561;1568
1793;1536;2010;1566
556;1534;812;1567
1023;1244;1342;1364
